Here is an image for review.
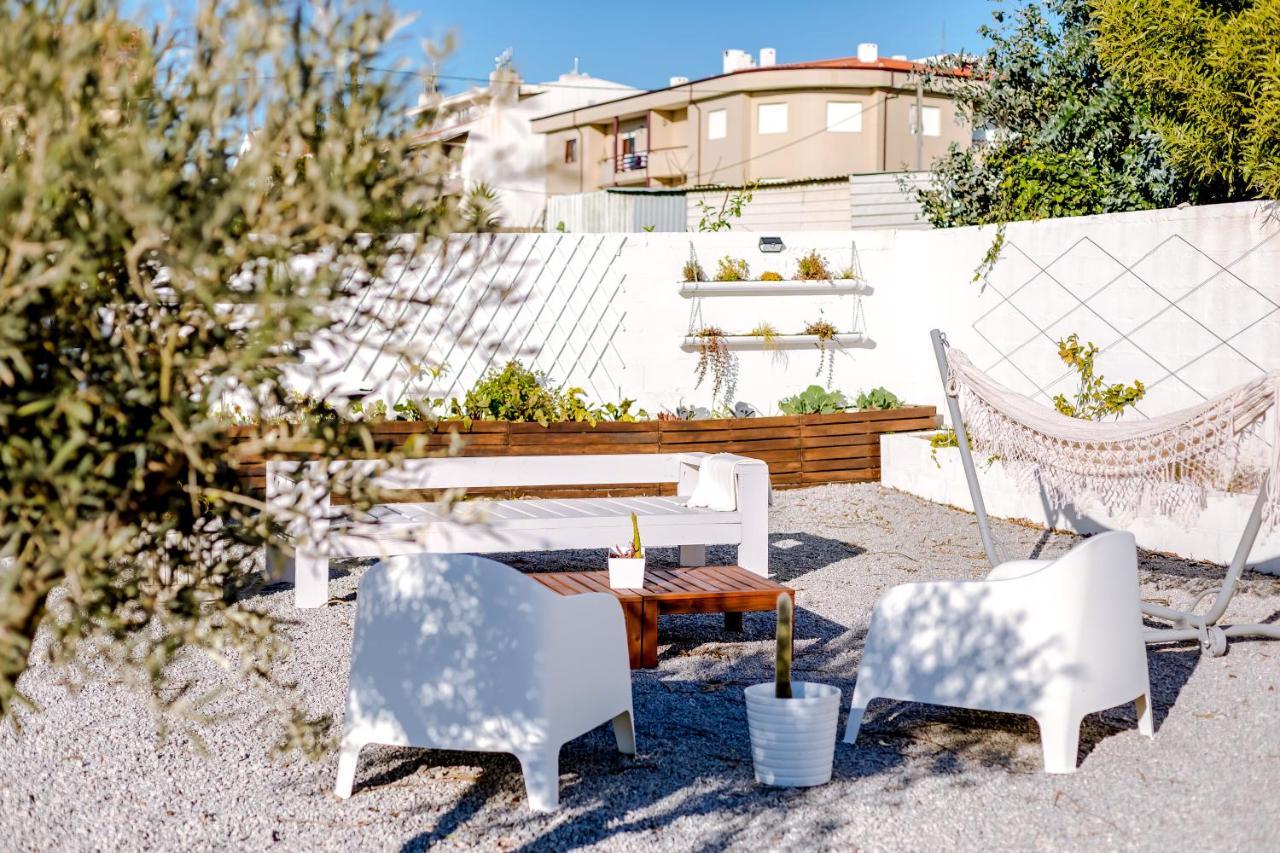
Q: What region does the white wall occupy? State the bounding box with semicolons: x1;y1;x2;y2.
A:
306;201;1280;421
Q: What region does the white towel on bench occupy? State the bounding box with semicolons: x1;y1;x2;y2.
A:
686;453;741;511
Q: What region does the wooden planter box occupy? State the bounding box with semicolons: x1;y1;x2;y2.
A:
231;406;937;498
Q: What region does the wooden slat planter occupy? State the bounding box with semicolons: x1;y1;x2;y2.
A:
230;405;936;497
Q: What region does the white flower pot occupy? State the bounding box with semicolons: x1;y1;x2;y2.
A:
745;681;840;787
607;556;646;589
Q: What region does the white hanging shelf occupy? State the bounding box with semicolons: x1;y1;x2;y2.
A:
678;280;868;297
679;333;871;352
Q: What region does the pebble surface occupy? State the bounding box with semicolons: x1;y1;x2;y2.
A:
2;483;1279;851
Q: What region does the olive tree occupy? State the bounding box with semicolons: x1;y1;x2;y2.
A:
0;0;457;752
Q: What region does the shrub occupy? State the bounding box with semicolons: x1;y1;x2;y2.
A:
452;361;646;425
778;385;848;415
855;387;902;410
760;271;783;281
794;250;832;280
681;259;706;282
714;256;751;281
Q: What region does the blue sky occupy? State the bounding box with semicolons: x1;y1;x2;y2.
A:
388;0;995;93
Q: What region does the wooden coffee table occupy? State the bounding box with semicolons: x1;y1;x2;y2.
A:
530;565;795;669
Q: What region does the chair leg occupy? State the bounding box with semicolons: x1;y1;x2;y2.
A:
294;549;329;609
1037;711;1082;774
1136;693;1154;738
334;741;363;798
612;710;636;755
843;683;873;744
679;544;706;567
517;746;562;812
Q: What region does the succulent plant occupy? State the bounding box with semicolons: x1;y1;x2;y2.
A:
775;593;793;699
611;512;645;558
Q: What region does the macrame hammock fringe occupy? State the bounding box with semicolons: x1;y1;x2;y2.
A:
945;349;1280;532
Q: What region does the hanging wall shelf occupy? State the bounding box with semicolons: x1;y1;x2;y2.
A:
677;280;870;297
679;333;871;353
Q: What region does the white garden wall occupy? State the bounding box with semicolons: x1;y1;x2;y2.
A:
305;200;1280;421
881;432;1280;575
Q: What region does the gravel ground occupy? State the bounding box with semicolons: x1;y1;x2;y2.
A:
3;483;1279;851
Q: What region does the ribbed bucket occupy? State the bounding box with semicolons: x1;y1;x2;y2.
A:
745;681;840;787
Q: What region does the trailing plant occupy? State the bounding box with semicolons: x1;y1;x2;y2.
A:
1052;334;1146;421
794;250;832;281
803;319;840;385
692;326;738;407
715;256;751;282
682;259;707;282
778;385;848;415
610;513;645;559
760;271;783;281
855;387;903;411
775;593;794;699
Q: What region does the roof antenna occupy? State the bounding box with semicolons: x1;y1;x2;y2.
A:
572;56;580;75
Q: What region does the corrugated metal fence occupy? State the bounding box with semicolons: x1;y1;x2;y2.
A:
546;190;686;233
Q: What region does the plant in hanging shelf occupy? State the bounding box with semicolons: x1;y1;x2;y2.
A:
760;270;783;281
855;387;902;411
681;259;707;282
749;321;779;346
794;250;832;281
778;385;848;415
836;266;860;281
803;318;840;385
715;256;751;281
692;325;738;406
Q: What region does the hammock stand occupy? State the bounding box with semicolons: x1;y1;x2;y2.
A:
930;328;1280;657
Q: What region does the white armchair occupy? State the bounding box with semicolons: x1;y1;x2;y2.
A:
844;531;1153;773
334;554;636;810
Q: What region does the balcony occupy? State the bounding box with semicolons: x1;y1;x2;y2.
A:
615;152;647;172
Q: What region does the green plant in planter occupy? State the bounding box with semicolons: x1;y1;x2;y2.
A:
682;259;707;282
760;271;783;281
715;256;751;281
610;512;645;558
778;385;847;415
855;387;902;411
1052;334;1146;421
794;250;832;281
775;593;794;699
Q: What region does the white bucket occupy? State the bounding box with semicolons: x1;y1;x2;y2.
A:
745;681;840;787
607;556;645;589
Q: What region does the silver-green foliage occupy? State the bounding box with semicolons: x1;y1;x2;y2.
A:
0;0;455;753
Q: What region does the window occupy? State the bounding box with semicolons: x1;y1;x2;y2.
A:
826;101;862;133
563;138;577;164
757;102;788;135
910;105;941;137
707;109;727;140
620;130;638;155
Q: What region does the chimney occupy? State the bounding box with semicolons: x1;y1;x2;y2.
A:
669;75;690;86
857;42;879;63
722;48;755;74
759;47;777;67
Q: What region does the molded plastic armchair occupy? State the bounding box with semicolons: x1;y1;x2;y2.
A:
334;554;636;810
844;531;1152;773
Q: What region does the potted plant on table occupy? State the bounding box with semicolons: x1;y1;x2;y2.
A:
608;513;646;589
745;594;840;786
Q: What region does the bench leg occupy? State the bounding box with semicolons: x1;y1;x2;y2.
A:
738;530;768;577
724;611;744;632
264;543;295;585
679;544;706;567
294;548;330;608
641;601;660;668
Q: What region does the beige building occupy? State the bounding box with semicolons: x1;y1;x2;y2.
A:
532;44;971;195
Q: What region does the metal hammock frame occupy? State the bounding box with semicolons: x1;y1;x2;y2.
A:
931;328;1280;657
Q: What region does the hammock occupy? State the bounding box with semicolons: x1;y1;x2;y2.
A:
945;348;1280;531
931;330;1280;657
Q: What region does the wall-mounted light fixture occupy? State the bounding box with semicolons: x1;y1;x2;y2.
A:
758;236;784;253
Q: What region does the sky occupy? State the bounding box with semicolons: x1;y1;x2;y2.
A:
386;0;996;93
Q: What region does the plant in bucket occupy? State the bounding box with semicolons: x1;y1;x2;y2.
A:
608;513;646;589
745;594;841;786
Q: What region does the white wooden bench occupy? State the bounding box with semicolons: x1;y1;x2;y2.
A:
266;452;770;608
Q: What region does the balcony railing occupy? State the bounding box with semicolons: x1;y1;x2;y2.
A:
615;152;647;172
